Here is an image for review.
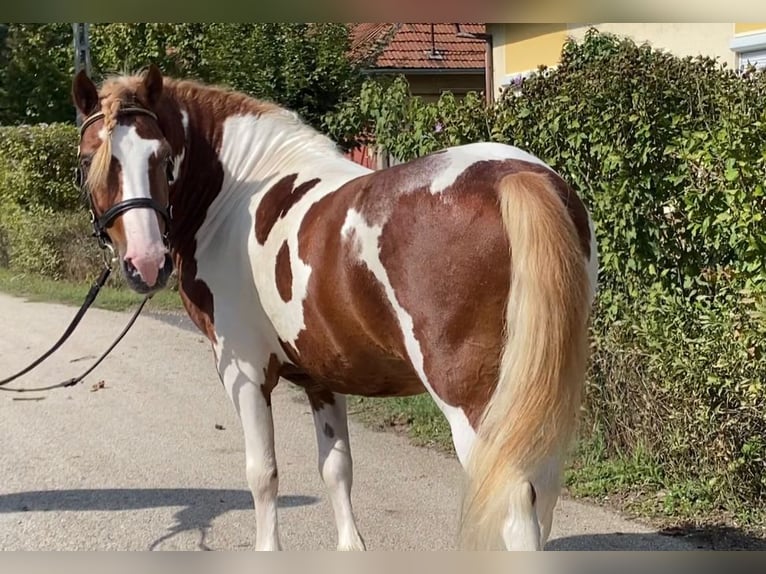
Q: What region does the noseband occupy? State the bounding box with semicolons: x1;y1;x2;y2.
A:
76;106;172;253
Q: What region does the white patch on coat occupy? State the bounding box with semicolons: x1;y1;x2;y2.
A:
170;110;189;182
429;142;552;195
210;114;369;352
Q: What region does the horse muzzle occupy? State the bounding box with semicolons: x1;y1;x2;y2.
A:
122;252;174;295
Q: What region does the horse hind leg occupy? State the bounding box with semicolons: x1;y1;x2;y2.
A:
438;397;558;550
307;389;366;551
501;456;563;550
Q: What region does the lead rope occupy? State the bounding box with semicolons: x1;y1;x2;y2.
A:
0;264;150;394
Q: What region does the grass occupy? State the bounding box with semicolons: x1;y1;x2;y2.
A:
0;267;183;313
347;393;455;454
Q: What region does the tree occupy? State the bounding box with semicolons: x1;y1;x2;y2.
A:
90;23;363;130
195;23;363;129
0;24;74;125
89;23;207;80
0;23;363;130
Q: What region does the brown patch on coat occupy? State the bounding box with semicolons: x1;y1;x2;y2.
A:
323;423;335;439
275;241;293;302
306;386;337;411
377;158;591;427
260;353;282;408
274;339;336;411
254;174;321;245
290;174;425;399
377;178;510;426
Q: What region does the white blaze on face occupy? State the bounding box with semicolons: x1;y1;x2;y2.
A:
109;124;166;286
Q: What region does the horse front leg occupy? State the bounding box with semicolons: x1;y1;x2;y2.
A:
308;390;366;551
219;357;282;550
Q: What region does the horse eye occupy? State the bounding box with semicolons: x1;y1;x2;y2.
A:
165;157;175;183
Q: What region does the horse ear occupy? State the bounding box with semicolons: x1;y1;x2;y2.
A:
142;63;164;106
72;69;99;116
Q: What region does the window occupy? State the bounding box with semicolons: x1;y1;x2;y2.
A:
730;30;766;71
738;48;766;71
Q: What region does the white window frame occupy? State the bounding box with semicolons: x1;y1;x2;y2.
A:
730;31;766;71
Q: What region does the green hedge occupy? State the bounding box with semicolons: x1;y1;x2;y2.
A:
0;123;80;212
326;29;766;525
0;205;103;280
0;122;106;280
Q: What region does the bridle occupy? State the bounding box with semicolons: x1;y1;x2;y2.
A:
75;106;173;255
0;105;177;394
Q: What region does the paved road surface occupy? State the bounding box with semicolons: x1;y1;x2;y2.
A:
0;293;696;550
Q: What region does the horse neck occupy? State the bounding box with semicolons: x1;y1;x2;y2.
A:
163;83;366;256
219;112;344;188
168;84;353;193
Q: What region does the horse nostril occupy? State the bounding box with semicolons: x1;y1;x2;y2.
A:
124;258;139;277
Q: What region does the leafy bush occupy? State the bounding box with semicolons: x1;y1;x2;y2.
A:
326;29;766;525
0;122;104;280
0;23;75;125
0;23;363;130
0;204;102;280
0;123;80;212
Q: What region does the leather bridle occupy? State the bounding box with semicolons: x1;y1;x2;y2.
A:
75;106;173;253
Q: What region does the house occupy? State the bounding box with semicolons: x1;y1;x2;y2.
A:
486;23;766;98
350;23;488;101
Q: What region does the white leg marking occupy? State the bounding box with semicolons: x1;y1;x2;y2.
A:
502;481;542;551
311;394;366;551
218;340;281;551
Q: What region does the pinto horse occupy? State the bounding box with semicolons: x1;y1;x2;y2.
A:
71;64;598;551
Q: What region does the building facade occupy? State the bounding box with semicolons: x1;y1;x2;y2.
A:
487;23;766;98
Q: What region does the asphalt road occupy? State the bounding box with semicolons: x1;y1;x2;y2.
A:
0;293;697;551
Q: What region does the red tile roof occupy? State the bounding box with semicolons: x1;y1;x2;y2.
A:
351;23;486;71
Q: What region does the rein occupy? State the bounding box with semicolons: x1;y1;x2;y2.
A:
0;105;170;394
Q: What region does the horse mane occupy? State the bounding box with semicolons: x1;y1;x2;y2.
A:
85;70;340;192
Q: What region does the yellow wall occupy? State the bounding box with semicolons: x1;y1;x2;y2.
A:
503;24;567;74
489;23;743;95
568;23;736;67
405;73;485;101
734;23;766;34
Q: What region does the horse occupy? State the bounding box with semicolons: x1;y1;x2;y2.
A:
71;64;598;551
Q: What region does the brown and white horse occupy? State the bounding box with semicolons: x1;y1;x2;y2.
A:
71;65;598;551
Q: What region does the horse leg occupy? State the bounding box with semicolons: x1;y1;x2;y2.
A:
438;397;558;550
308;391;366;551
220;360;281;550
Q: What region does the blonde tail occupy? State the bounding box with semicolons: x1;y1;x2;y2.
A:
458;171;592;549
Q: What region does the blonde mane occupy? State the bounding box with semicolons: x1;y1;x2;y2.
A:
85;75;143;192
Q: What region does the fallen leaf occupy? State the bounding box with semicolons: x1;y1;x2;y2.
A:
90;380;106;392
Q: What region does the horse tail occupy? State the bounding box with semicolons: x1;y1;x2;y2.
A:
458;170;592;550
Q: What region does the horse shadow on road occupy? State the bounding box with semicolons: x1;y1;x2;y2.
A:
547;524;766;551
0;488;319;550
